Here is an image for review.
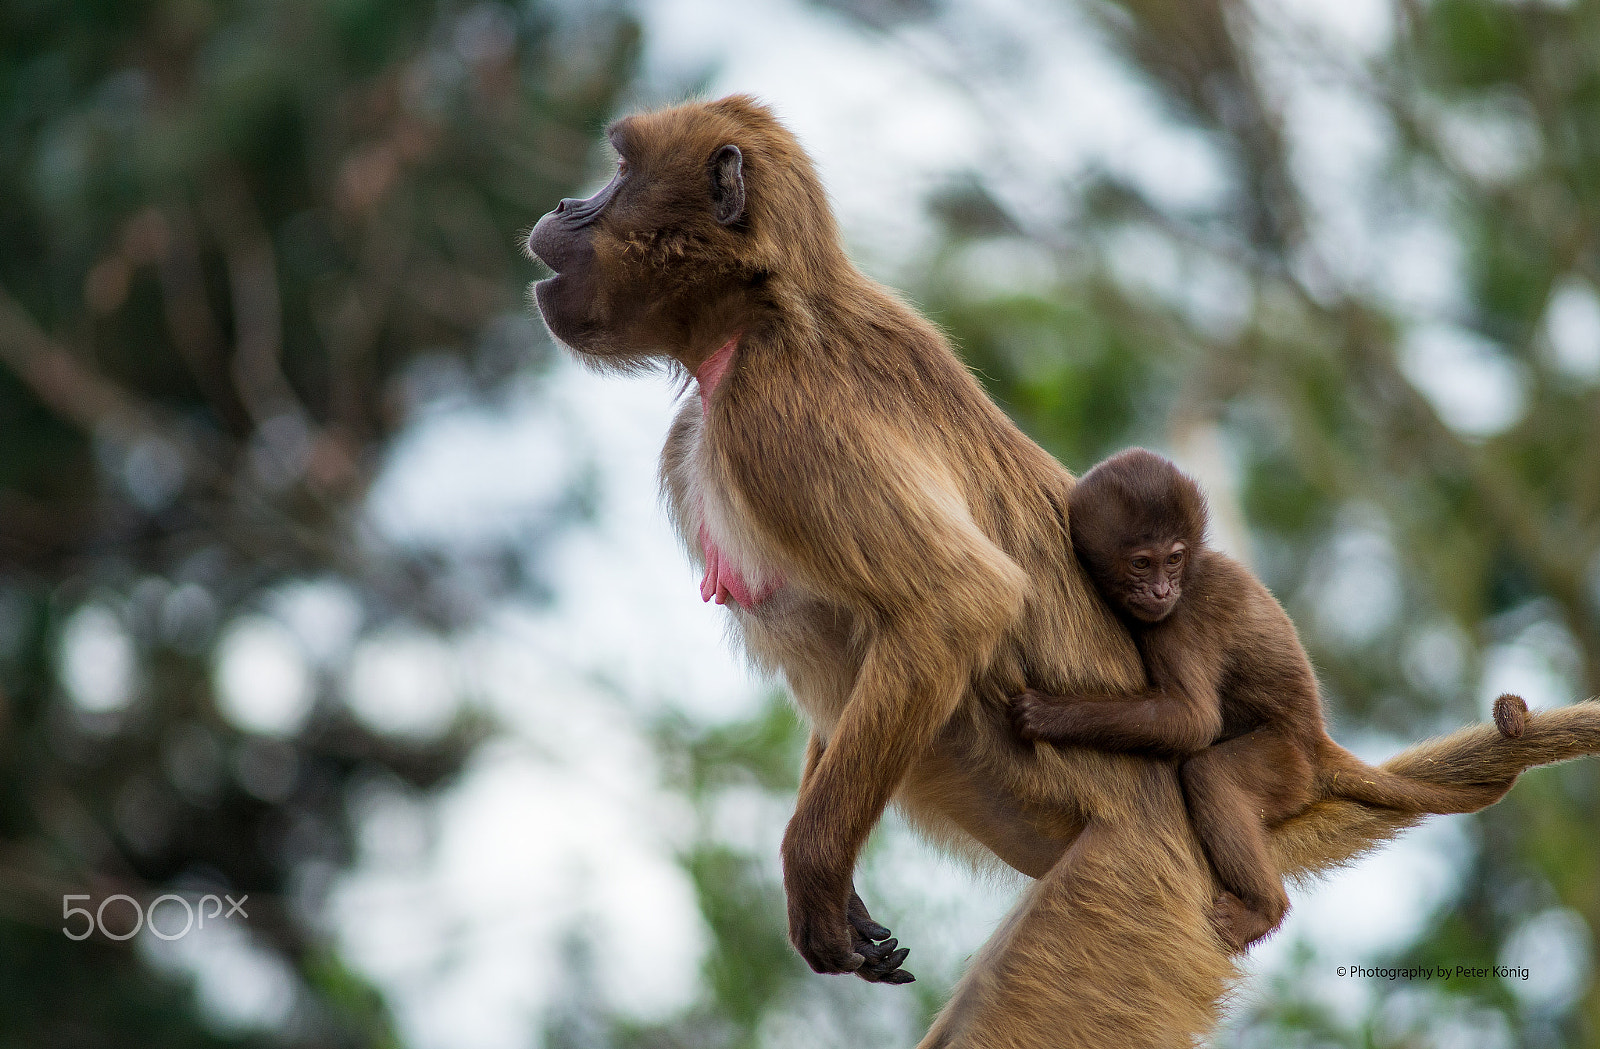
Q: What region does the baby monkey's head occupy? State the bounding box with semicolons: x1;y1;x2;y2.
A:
1070;449;1209;625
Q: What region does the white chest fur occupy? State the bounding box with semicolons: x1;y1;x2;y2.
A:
659;399;858;731
662;399;784;611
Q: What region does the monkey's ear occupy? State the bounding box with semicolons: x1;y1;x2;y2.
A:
710;144;745;226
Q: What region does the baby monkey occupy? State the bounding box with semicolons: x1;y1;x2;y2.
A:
1014;449;1527;950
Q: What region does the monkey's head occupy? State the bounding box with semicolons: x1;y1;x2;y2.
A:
526;95;841;371
1069;449;1208;625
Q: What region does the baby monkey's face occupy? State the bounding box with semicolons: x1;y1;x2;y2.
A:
1117;540;1187;623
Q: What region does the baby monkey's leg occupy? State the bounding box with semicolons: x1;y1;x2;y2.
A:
1180;727;1314;951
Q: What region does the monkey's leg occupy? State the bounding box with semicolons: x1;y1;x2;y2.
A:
919;765;1233;1049
1181;729;1311;951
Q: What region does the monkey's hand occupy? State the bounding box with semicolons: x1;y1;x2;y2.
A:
1010;688;1078;743
848;890;914;984
784;872;861;976
783;859;914;983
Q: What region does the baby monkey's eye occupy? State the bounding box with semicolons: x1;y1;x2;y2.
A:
1130;556;1151;571
1166;552;1184;566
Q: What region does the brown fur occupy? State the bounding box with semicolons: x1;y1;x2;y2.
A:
526;94;1600;1047
1014;450;1525;949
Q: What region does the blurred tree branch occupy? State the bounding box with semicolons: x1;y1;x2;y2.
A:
0;285;175;443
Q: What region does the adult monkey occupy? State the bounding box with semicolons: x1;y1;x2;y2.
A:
526;95;1600;1047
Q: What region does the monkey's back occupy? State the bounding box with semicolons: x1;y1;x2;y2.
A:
1183;551;1328;748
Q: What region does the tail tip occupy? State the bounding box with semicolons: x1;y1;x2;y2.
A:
1494;693;1529;739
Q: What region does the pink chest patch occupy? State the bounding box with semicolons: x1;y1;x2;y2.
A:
695;336;781;609
698;522;778;608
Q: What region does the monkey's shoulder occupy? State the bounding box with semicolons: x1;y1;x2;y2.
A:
1175;552;1263;619
713;340;994;496
1177;551;1319;712
1167;553;1305;657
689;338;1037;615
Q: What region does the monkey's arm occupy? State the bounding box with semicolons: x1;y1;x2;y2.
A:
786;626;1017;974
1011;607;1222;754
1011;685;1222;757
799;730;914;983
1011;634;1223;757
732;419;1028;976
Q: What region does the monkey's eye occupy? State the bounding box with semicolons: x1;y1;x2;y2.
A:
1166;552;1184;566
1130;556;1151;571
616;157;630;178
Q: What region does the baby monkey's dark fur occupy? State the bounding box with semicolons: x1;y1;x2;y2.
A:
1014;449;1527;949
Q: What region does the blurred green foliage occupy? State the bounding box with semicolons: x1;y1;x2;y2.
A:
0;0;636;1044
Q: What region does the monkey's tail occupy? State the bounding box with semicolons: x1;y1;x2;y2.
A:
1314;693;1592;817
1276;696;1600;881
1315;742;1511;815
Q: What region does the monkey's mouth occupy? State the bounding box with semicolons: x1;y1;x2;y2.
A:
530;274;567;335
524;227;566;326
526;210;584;276
531;271;559;303
525;238;559;281
1127;597;1174;623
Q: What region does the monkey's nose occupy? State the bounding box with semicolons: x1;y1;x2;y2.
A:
555;198;576;214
